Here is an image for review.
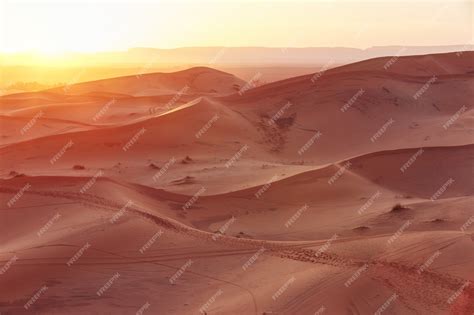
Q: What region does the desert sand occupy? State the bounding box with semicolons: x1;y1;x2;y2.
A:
1;52;473;314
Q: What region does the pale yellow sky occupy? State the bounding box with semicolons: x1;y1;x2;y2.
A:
0;0;472;53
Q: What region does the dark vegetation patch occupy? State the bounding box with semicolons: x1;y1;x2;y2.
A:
391;203;411;212
148;163;161;170
353;226;370;232
181;156;193;164
171;176;196;185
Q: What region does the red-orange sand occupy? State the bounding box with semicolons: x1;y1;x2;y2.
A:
1;52;473;314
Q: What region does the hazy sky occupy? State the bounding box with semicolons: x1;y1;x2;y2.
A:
0;0;472;53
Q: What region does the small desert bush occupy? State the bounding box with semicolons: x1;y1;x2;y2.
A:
391;203;409;212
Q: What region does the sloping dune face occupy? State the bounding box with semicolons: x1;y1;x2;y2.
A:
1;52;473;314
46;66;246;96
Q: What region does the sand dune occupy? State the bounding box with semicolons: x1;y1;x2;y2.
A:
328;51;474;76
46;67;246;97
1;52;473;314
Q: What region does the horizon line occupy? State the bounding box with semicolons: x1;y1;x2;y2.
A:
2;44;473;55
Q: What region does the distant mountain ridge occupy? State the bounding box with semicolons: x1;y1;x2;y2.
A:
3;45;473;66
